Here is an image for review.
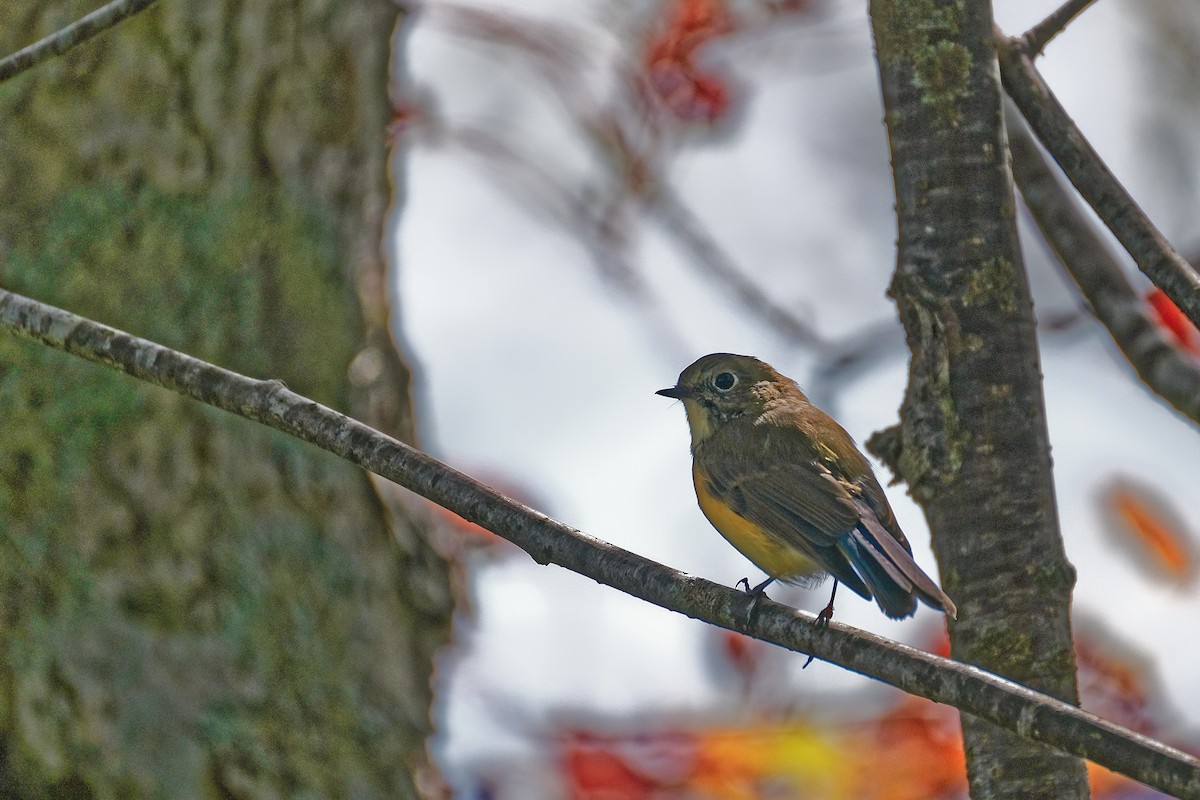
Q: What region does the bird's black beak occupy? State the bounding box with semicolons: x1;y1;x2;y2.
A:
656;385;689;399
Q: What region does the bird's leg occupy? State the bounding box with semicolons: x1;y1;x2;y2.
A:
735;576;776;627
815;580;839;629
802;581;839;670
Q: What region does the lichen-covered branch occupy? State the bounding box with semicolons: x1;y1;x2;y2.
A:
870;3;1088;798
0;0;160;83
1007;108;1200;425
3;286;1199;798
998;32;1200;333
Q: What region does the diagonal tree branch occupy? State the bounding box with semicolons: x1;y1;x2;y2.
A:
998;31;1200;334
0;0;161;83
1021;0;1101;58
2;284;1199;798
1007;107;1200;425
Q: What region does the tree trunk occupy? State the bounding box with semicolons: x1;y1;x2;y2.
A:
0;3;451;797
867;3;1088;798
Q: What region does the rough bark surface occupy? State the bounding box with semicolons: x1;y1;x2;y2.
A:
0;2;451;797
867;2;1088;798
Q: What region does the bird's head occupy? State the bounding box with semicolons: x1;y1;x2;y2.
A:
657;353;805;445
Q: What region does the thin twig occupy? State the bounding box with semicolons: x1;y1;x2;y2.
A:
1;285;1199;797
450;120;829;352
651;188;830;349
1006;106;1200;425
1021;0;1102;58
423;2;830;351
432;124;692;361
0;0;161;83
998;31;1200;334
806;319;905;413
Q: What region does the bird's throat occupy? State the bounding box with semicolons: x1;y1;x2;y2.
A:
682;398;715;447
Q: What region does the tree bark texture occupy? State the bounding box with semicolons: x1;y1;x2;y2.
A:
0;3;452;797
867;3;1088;798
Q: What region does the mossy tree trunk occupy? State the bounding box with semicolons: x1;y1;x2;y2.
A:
0;3;452;797
867;3;1089;799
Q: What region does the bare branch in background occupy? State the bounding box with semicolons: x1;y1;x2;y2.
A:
0;0;160;83
650;188;830;349
412;2;842;355
439;125;646;293
1021;0;1101;58
2;284;1199;797
408;4;942;405
806;319;904;412
424;2;595;105
998;32;1200;333
427;112;890;374
427;122;691;360
1007;108;1200;425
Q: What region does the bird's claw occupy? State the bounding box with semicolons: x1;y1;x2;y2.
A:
803;583;838;669
736;576;775;628
815;600;835;630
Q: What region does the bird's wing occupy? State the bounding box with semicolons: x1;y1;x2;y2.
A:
698;417;956;618
701;451;871;596
700;446;860;549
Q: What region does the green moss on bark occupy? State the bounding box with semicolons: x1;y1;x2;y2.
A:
0;182;440;798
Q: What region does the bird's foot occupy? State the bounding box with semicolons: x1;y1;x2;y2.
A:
814;598;835;630
802;612;830;669
803;582;840;669
735;576;776;628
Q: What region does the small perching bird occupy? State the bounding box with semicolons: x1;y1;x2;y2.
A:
657;353;956;622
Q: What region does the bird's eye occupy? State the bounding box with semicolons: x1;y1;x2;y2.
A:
713;372;737;391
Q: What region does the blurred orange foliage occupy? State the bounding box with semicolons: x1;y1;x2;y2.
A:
557;703;966;800
1102;476;1197;587
549;616;1194;799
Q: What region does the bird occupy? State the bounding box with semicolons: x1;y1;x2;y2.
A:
657;352;956;623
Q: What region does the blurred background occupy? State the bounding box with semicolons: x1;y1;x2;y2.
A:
392;1;1200;797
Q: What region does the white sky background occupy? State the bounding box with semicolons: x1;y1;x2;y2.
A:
395;0;1200;791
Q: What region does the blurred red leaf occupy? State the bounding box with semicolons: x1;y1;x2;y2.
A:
1069;615;1200;798
430;503;508;549
560;729;697;800
1147;288;1200;354
719;629;763;680
641;0;738;124
1075;622;1156;737
562;742;655;800
856;695;965;800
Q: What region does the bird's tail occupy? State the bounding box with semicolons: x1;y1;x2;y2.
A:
837;506;957;620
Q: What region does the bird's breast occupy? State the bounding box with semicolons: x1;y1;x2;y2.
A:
691;462;822;580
